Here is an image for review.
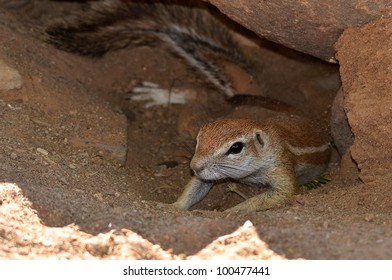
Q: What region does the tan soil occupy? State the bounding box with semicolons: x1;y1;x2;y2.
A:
0;1;390;259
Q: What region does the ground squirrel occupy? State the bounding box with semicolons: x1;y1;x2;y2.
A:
173;116;331;214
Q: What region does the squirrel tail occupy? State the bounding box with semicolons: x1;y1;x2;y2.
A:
45;0;250;97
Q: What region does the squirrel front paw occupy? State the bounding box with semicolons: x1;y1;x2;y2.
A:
170;199;189;210
224;203;253;215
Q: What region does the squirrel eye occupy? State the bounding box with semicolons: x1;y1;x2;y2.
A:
227;142;244;155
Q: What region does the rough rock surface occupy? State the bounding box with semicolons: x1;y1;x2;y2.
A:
208;0;392;62
330;87;354;156
335;18;392;183
0;59;23;90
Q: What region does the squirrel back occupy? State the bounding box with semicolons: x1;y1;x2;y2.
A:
45;0;252;97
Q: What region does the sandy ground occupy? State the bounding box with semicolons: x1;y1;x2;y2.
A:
0;1;391;259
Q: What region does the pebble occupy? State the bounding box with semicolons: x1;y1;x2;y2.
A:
153;165;174;177
0;59;23;90
58;177;68;185
68;163;77;169
10;152;17;159
31;118;51;127
364;214;375;222
41;239;53;246
93;192;104;202
36;147;49;156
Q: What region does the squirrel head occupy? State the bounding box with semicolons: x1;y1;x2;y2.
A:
190;119;269;181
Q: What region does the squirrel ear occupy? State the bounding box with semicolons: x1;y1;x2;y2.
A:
256;131;265;148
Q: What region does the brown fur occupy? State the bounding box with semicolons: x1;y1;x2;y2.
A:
45;0;251;97
196;119;260;158
174;116;331;214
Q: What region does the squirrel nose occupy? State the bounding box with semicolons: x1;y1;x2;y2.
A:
190;158;203;176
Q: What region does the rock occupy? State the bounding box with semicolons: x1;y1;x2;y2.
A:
335;152;359;183
335;18;392;183
0;59;23;90
330;87;354;156
208;0;392;62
